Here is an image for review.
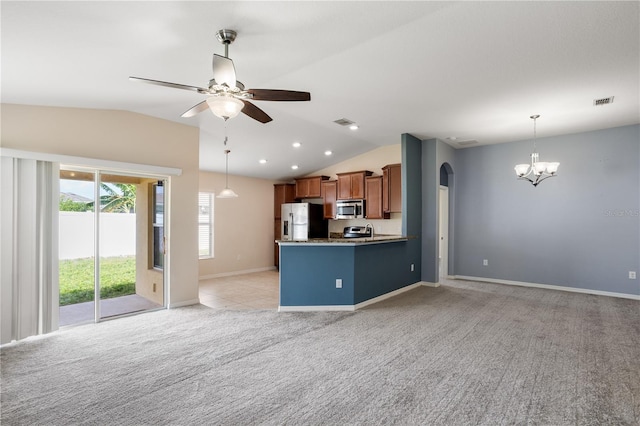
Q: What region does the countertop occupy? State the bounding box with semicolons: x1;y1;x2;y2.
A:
277;235;408;246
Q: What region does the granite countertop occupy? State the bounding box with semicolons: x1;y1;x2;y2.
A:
277;235;408;245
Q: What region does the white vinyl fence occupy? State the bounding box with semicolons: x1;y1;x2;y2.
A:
59;212;136;260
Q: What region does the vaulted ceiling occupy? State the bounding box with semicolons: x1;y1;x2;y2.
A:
2;1;638;181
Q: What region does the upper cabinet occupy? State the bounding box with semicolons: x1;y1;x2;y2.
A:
295;176;329;199
382;163;402;213
321;180;337;219
274;183;295;218
336;171;373;200
365;176;385;219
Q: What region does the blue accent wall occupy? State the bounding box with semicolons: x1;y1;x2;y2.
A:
421;139;438;283
452;124;639;296
402;133;423;282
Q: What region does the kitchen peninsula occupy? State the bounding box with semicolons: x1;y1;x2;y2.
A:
277;235;421;311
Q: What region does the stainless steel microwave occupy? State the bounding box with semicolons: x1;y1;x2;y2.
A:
335;199;365;219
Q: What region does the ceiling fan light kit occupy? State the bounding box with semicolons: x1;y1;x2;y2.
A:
514;115;560;187
206;96;244;120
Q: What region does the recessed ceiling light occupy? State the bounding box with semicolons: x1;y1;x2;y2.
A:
259;159;267;164
291;165;299;170
349;124;359;130
292;142;301;148
324;150;332;156
447;136;457;141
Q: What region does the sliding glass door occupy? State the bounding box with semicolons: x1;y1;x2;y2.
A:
59;167;166;325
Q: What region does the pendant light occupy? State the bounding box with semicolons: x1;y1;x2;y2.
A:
217;149;238;198
514;115;560;187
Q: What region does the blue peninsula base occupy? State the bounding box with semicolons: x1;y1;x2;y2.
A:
278;238;422;311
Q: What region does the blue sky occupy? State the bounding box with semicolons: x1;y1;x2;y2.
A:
60;179;113;200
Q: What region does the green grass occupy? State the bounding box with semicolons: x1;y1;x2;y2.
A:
59;256;136;306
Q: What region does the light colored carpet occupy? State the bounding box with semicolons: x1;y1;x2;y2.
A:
2;279;639;425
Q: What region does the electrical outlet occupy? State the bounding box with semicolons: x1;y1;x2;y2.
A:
411;263;415;272
630;271;636;279
483;259;489;266
336;279;342;289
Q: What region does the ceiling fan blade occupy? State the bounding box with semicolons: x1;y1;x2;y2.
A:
129;76;204;92
241;100;272;123
248;89;311;102
212;54;236;88
181;101;209;118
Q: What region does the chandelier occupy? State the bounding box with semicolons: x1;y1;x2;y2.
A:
514;115;560;187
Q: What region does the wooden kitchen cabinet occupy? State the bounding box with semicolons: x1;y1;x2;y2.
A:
365;176;385;219
274;219;281;267
382;163;402;213
336;171;373;200
295;176;329;199
321;180;337;219
274;183;295;219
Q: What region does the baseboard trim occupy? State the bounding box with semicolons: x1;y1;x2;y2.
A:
278;305;355;312
421;281;441;288
168;298;200;308
354;282;424;309
199;266;277;281
453;275;640;301
278;282;424;312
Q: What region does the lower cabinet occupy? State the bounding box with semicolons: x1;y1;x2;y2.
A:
274;219;281;267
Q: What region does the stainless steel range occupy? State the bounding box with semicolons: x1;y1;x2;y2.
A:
342;225;372;238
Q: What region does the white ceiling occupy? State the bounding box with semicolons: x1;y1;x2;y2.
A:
2;1;638;181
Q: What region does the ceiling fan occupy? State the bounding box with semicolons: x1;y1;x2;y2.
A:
129;29;310;123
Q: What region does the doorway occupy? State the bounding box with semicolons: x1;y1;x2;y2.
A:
439;186;449;279
58;167;166;325
439;162;454;280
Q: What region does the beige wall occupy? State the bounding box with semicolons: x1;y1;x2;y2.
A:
310;144;403;235
199;171;276;278
1;104;200;307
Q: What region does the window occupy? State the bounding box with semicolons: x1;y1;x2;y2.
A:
152;182;164;269
198;192;214;258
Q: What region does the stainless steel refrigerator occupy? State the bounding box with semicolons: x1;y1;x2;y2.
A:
281;203;327;241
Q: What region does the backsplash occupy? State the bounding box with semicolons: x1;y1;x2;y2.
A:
328;214;402;236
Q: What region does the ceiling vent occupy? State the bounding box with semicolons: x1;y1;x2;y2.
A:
333;118;355;126
593;96;614;106
457;140;478;147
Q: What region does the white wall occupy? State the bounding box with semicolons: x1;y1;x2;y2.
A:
59;212;136;259
1;104;200;307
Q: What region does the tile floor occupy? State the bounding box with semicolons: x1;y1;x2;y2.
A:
198;270;279;310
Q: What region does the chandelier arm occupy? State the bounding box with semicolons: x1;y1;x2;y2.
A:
517;176;535;184
533;174;556;186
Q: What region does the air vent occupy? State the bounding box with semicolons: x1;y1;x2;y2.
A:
594;96;614;106
333;118;355;126
457;140;478;147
